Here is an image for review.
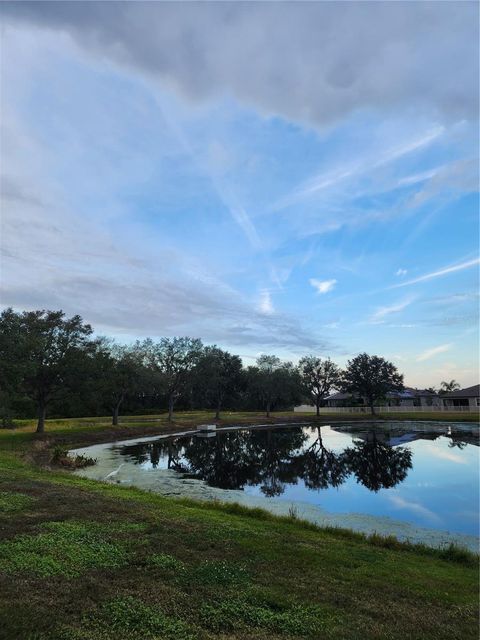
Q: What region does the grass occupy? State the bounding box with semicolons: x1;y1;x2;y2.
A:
0;412;478;639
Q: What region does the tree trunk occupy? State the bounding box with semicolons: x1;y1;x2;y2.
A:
168;395;174;422
369;400;376;416
36;401;46;434
112;392;124;426
112;401;121;426
215;398;221;420
266;402;271;418
316;398;320;417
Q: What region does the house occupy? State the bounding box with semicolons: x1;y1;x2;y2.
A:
324;392;359;408
441;384;480;410
324;388;441;408
384;388;441;408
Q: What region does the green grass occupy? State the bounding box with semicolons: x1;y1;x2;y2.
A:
0;520;130;578
0;413;478;639
5;407;479;438
0;490;35;513
56;596;197;640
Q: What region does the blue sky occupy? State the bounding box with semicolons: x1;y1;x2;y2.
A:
1;2;478;387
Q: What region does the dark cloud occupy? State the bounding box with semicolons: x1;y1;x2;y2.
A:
2;1;478;127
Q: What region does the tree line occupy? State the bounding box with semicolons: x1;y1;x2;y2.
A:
0;308;405;432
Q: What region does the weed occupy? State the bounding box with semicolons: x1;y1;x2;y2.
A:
439;542;477;565
57;596;197;640
0;490;35;513
51;446;96;469
192;559;250;587
146;552;185;571
288;503;298;519
199;595;338;636
0;520;130;577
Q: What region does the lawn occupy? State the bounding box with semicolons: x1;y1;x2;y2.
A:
0;413;478;640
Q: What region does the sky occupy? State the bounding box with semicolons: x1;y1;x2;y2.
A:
0;1;479;388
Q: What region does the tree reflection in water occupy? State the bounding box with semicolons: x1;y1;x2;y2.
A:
343;433;413;492
299;427;349;490
121;426;416;496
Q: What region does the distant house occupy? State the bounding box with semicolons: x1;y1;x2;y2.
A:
325;392;361;408
384;388;441;408
324;388;441;408
441;384;480;410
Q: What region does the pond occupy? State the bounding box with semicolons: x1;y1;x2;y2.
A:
72;422;479;551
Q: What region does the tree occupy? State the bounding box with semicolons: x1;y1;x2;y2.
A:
0;309;25;426
93;341;145;425
143;337;203;421
247;355;302;417
342;353;404;415
440;380;461;393
195;346;243;419
298;356;342;417
0;308;95;432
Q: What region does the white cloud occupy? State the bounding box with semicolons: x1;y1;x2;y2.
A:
392;258;480;288
274;126;444;210
416;344;453;362
370;298;414;324
397;168;439;187
258;289;274;315
409;158;478;208
310;278;337;295
423;443;467;465
323;322;339;329
396;268;408;277
389;495;441;523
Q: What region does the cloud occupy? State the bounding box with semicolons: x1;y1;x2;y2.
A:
1;260;332;353
2;2;478;129
416;344;453;362
258;289;274;316
369;298;415;324
229;203;263;251
389;495;441;523
0;112;328;355
310;279;337;295
408;158;479;208
396;268;407;277
423;444;467;466
392;258;480;288
397;168;439;187
273;126;445;210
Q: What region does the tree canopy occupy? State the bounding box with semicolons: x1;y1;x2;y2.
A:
440;380;461;393
298;356;341;416
0;308;96;432
342;353;404;415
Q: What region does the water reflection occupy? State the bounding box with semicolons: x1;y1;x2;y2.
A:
343;434;412;492
298;427;349;490
120;425;422;496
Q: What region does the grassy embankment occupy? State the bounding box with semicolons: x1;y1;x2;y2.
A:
0;412;478;640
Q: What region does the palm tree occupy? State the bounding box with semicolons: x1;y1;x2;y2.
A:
440;380;460;393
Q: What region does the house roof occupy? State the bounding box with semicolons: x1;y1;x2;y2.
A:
441;384;480;398
326;388;439;401
326;392;353;401
387;387;438;398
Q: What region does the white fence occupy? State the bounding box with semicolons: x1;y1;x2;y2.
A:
294;405;479;414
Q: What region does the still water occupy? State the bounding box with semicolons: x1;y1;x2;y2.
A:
72;422;479;550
